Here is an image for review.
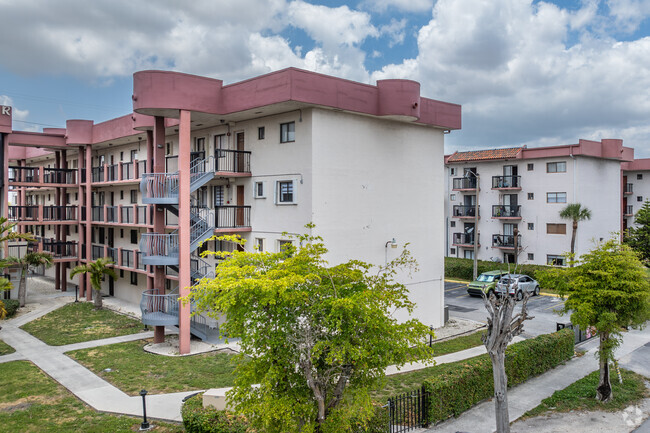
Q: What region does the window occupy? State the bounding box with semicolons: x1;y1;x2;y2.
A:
75;193;78;201
276;180;295;204
130;190;137;204
638;174;643;180
450;221;456;228
638;196;643;202
528;223;534;230
130;150;138;162
120;229;124;238
130;230;138;244
120;191;124;200
450;194;456;201
527;192;534;200
280;122;295;143
255;238;264;252
527;163;534;171
130;272;138;285
547;161;567;173
547;223;567;234
547;255;566;266
547;192;567;203
120;151;124;162
527;253;534;260
120;269;124;278
258;127;265;140
450;167;456;176
279;240;293;253
450;248;456;255
254;182;266;199
464;250;474;259
195;137;205;154
214;185;224;206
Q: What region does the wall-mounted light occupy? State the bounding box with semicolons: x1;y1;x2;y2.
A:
385;238;398;249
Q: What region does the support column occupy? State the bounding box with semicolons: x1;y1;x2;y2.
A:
54;152;61;291
1;133;7;260
78;147;86;297
60;150;67;291
152;119;166;343
178;110;192;355
18;160;26;234
85;145;92;300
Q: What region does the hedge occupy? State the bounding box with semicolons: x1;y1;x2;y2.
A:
424;328;575;424
181;393;249;433
2;300;19;319
445;257;553;282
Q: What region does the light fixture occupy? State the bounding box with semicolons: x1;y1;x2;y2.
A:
386;238;398;249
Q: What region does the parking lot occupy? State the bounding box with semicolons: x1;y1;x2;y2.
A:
444;280;568;337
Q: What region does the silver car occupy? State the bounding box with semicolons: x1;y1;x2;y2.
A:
495;274;540;300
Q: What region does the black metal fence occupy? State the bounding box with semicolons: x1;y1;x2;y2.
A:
387;386;429;433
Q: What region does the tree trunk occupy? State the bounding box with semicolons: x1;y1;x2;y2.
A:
570;221;578;267
597;332;612;402
93;287;103;309
489;351;510;433
18;266;27;307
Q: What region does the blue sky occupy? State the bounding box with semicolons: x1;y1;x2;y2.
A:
1;0;650;157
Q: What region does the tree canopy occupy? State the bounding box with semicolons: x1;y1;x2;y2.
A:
537;239;650;401
625;199;650;264
71;258;116;309
189;230;434;433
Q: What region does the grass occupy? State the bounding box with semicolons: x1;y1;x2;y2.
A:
20;302;143;346
0;360;184;433
523;368;649;418
430;331;485;357
0;338;15;355
68;339;242;396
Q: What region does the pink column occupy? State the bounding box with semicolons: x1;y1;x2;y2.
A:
18;161;26;234
152;120;166;343
2;135;8;259
78;147;86;297
178;110;192;355
85;145;93;301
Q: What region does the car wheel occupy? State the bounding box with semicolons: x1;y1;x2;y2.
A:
534;285;540;296
516;290;523;301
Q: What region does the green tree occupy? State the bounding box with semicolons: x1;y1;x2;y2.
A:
537;239;650;402
189;231;434;433
559;203;592;266
0;278;13;320
0;216;37;309
70;258;117;309
1;252;54;307
625;200;650;263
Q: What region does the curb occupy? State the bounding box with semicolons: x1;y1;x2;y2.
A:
444;279;469;284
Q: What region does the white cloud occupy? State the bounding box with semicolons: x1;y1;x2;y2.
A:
380;18;407;47
606;0;650;32
0;96;29;121
361;0;434;13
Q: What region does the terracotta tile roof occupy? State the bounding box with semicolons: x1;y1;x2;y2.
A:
447;147;524;163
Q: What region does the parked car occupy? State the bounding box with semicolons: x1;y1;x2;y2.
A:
495;274;540;300
467;270;509;297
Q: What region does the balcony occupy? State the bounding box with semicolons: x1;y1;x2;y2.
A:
492;205;521;219
214;149;252;175
492;175;521;190
86;205;148;225
452;177;478;191
8;205;78;223
89;160;147;184
8;166;78;186
139;233;179;266
492;234;522;249
624;183;633;195
140;289;179;327
43;206;77;221
452;205;479;219
625;205;634;217
452;232;479;247
215;206;251;229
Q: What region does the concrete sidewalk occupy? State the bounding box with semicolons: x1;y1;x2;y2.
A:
423;326;650;433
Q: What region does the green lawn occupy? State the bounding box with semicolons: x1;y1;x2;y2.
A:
524;369;648;418
0;360;184;433
0;338;15;355
68;339;242;395
20;302;143;346
430;331;485;356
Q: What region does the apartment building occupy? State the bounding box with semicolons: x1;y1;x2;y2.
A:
1;68;461;354
622;158;650;230
444;139;634;267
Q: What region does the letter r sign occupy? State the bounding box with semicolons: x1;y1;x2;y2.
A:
1;106;10;116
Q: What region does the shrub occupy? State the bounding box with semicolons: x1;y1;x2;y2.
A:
2;299;19;318
424;328;574;424
181;393;250;433
445;257;552;283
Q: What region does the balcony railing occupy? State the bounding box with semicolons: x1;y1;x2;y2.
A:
452;232;478;246
92;167;104;183
120;249;134;268
43;168;78;184
8;166;39;183
107;247;118;263
140;289;179;327
136;251;146;271
106;165;118;182
91;244;104;260
41;240;78;258
8;206;38;221
625;183;633;194
492;175;521;189
492;205;521;218
136;205;148;224
121;206;134;224
452;205;479;218
140;233;179;264
214;149;252;174
43;206;77;221
452;177;478;190
8;167;78;184
625;205;634;216
492;234;522;249
106;206;118;223
91;206;103;222
215;206;251;228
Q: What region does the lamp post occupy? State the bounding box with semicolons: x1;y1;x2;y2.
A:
139;389;150;430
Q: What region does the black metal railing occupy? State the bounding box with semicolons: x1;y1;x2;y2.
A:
215;206;251;228
137;160;147;178
92;167;104;183
8;206;38;221
122;162;134;180
91;244;103;260
106;164;118;182
492;234;522;248
492;175;521;189
107;247;118;263
452;177;477;190
136;251;146;271
41;240;77;258
387;386;429;433
106;206;118;223
625;183;633;194
452;232;477;246
8;166;39;183
492;205;521;218
121;249;134;268
214;149;252;174
452;205;479;217
91;206;103;222
136;205;148;224
121;206;134;223
43;168;78;184
43;206;77;221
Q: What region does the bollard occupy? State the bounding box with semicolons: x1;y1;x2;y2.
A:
75;285;79;303
140;389;150;430
429;326;433;347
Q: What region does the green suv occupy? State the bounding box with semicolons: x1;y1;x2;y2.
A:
466;270;509;297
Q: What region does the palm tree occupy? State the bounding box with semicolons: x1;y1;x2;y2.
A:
559;203;592;266
70;258;117;309
0;278;13;321
0;216;39;308
1;252;54;307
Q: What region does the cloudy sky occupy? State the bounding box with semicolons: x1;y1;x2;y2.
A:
1;0;649;156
